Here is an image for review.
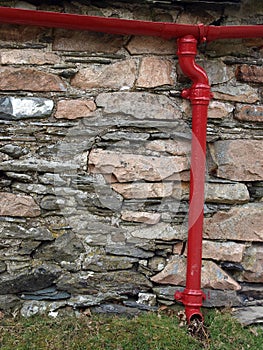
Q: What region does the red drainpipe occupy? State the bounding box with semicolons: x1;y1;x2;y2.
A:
174;35;212;322
0;6;262;323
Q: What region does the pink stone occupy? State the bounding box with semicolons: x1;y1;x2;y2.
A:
126;36;176;55
53;29;124;53
146;140;190;156
208;101;234;119
199;240;245;263
0;192;40;217
151;255;241;290
204;204;263;242
0;68;66;92
235;104;263;122
236;64;263;84
89;149;189;182
121;211;161;225
0;49;60;65
55;99;96;119
71;59;136;90
210;140;263;181
111;182;174;199
136;57;174;88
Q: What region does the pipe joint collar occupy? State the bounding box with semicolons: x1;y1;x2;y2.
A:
174;288;206;307
177;35;197;56
182;84;212;103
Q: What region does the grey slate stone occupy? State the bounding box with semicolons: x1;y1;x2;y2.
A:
0;144;29;159
33;232;85;263
57;270;152;295
105;245;154;258
96;92;182;120
0;159;79;172
0;294;22;311
0;263;61;294
0;261;7;273
0;224;54;241
19;287;71;301
233;306;263;325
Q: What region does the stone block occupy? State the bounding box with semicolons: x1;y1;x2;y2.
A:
205;182;250;204
0;24;42;43
126;36;176;55
204;203;263;242
208;100;234;119
0;263;61;294
57;270;152;295
83;254;138;272
38;173;67;186
19;286;70;301
233;306;263;326
5;172;33;182
0;261;6;273
96;91;182;120
212;81;258;103
203;59;234;85
53;29;124;52
201;240;246;263
148;256;166;272
0;68;66;92
34;232;85;263
146;139;190;155
206;39;254;58
55;99;96;119
0;97;53;120
0;224;53;241
129;222;186;241
177;10;217;25
136;57;174;88
210;140;263;181
71;59;136;90
105;245;154;259
0;144;28;158
12;182;53;195
121;210;161;225
0;192;40;217
112;182;181;199
0;49;60;65
137;292;156;306
0;295;22;312
235;104;263;122
236;64;263;83
0;159;79;173
40;195;61;210
234;244;263;283
89;149;188;182
151;255;241;290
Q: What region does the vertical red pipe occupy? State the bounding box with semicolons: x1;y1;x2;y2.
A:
174;35;212;322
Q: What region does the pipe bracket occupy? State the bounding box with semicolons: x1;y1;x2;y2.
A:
198;23;207;43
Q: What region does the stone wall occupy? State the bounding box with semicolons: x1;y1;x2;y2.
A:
0;0;262;322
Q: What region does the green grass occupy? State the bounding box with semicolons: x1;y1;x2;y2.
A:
0;309;262;350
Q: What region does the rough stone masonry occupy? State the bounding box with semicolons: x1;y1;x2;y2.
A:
0;0;262;325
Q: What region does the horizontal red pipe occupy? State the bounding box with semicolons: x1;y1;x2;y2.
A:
0;6;263;42
207;25;263;41
0;6;198;40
